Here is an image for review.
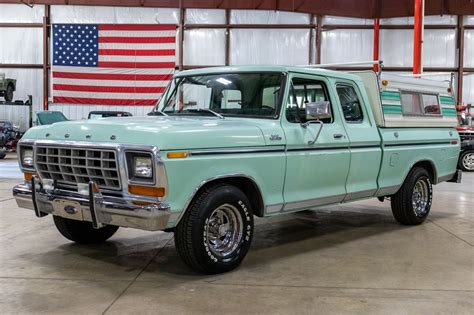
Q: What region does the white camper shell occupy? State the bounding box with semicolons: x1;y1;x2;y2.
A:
355;71;457;128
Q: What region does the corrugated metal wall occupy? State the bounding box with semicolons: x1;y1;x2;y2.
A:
0;4;473;122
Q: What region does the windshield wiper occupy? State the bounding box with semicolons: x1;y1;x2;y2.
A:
186;109;225;119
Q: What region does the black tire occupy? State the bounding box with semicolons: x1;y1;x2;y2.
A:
391;167;433;225
4;84;14;102
53;216;119;244
458;150;474;172
175;184;254;274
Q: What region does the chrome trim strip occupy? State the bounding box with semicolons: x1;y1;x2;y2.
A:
376;185;401;196
265;203;283;214
384;141;451;147
189;146;285;156
283;194;345;212
343;189;377;202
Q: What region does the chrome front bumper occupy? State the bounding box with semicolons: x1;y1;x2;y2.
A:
13;177;171;231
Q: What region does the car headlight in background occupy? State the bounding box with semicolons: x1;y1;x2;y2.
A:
126;151;154;184
21;147;34;168
133;156;153;178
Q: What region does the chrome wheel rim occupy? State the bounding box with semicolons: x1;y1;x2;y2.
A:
462;153;474;171
412;179;429;216
205;204;243;259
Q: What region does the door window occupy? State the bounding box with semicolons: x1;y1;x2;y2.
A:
336;84;364;122
286;77;332;123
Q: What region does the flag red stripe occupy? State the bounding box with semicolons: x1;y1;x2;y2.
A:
53;96;157;106
99;49;175;56
99;36;175;43
99;24;176;31
53;71;173;81
54;84;166;94
98;61;176;68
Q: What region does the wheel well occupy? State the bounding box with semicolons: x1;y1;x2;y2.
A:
412;160;437;183
190;176;265;217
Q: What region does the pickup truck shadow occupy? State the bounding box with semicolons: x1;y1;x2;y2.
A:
56;205;453;277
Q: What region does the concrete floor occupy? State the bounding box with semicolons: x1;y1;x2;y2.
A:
0;151;473;314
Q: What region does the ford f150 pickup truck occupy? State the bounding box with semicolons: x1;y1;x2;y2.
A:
13;66;462;274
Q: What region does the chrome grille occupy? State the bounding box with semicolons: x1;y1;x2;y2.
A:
459;132;474;141
35;146;121;191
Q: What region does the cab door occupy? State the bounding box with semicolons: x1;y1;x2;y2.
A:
281;74;350;212
333;80;382;200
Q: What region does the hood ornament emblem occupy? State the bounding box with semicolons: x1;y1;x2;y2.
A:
85;134;92;139
110;135;116;140
64;134;70;138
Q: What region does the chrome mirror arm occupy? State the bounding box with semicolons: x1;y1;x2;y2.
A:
300;120;324;145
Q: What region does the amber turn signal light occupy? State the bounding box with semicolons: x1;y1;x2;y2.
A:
24;172;34;180
167;152;188;159
128;184;165;197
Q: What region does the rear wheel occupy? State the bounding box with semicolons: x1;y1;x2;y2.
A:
174;184;254;274
459;150;474;172
53;216;119;244
391;167;433;225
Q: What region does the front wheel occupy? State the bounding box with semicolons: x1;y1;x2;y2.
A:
174;184;254;274
391;167;433;225
459;150;474;172
53;216;119;244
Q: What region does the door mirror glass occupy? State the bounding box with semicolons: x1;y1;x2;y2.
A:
305;101;331;121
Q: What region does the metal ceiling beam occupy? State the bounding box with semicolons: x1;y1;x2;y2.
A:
0;0;473;18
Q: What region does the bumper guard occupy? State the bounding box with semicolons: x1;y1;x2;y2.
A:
13;177;171;231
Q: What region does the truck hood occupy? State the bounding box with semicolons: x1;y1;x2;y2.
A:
22;116;277;150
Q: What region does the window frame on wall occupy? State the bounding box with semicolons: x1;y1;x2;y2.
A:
400;90;442;117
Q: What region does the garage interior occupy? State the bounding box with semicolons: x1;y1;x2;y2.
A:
1;0;473;314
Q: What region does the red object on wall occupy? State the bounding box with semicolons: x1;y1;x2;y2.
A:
373;18;380;72
413;0;423;75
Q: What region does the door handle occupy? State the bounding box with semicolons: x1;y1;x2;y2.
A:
333;134;344;139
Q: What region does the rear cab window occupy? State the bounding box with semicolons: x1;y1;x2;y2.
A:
336;84;364;123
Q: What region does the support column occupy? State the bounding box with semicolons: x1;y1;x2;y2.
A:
457;16;464;104
42;4;50;110
413;0;424;75
316;15;322;64
178;7;185;71
373;18;380;72
225;9;230;66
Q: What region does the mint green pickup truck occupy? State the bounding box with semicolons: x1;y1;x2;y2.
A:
14;66;461;274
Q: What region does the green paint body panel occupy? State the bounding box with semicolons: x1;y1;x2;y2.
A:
21;66;461;229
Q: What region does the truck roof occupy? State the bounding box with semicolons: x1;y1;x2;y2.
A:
176;65;361;82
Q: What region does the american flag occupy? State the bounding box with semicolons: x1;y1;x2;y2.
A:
51;24;176;106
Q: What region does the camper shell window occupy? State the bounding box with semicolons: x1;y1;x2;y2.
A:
400;91;441;116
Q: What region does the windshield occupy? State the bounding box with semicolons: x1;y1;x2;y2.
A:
154;73;284;118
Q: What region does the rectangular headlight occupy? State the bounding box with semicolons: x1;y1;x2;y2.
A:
126;151;154;184
20;146;34;169
133;156;153;178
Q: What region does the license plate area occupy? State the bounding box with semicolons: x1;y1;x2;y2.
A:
52;199;84;221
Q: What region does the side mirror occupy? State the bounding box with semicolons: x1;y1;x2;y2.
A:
305;101;331;121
